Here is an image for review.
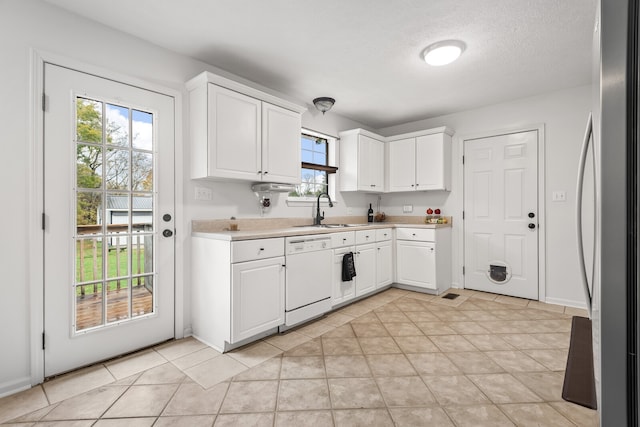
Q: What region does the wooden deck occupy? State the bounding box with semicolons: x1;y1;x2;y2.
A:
76;285;153;331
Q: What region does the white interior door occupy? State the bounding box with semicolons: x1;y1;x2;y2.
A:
43;63;175;376
464;130;538;300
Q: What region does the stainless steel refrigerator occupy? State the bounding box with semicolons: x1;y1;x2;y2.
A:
597;0;640;424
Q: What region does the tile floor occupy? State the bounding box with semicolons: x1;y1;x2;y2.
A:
0;288;599;426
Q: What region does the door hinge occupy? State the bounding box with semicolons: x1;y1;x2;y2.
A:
42;94;48;112
42;332;45;350
462;211;465;220
462;155;465;164
42;213;45;230
462;266;465;275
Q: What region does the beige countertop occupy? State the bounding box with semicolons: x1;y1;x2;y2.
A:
192;220;451;241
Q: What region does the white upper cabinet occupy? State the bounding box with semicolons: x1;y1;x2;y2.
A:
387;127;453;192
339;129;384;192
262;103;302;184
187;71;305;183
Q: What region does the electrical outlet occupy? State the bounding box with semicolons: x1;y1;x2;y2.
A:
195;186;212;201
552;191;566;202
403;205;413;213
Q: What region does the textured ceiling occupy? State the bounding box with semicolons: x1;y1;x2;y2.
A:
44;0;597;129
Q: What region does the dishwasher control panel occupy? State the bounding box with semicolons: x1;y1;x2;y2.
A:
285;236;332;254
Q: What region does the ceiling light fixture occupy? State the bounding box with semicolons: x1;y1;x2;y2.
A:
313;97;336;114
421;40;466;66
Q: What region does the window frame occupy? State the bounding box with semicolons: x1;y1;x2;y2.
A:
287;129;338;205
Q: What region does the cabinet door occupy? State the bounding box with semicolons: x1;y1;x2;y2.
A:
396;241;436;289
358;135;383;191
388;138;416;192
208;85;262;180
416;133;451;191
355;244;376;296
332;248;356;306
231;257;285;343
262;103;301;184
376;241;393;288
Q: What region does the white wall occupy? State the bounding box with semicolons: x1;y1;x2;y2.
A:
0;0;371;396
377;85;592;308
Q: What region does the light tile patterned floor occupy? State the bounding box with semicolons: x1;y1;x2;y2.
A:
0;288;598;426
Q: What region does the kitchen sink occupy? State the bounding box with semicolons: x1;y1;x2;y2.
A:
292;223;363;228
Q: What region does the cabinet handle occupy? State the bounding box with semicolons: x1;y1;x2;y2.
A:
257;170;262;174
264;171;268;175
411;184;414;187
342;238;347;241
430;248;434;252
412;233;416;236
259;248;265;251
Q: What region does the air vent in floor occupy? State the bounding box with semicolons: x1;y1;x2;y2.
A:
441;293;459;300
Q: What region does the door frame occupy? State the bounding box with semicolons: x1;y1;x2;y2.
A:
28;50;184;386
455;124;546;301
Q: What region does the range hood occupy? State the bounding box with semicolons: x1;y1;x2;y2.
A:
251;182;296;193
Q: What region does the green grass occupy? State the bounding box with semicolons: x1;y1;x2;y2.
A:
76;239;148;295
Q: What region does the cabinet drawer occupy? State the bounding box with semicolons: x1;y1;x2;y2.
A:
331;231;356;248
355;229;376;245
395;228;435;242
375;228;392;242
231;238;284;263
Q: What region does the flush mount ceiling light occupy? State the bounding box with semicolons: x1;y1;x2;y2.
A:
421;40;466;66
313;97;335;114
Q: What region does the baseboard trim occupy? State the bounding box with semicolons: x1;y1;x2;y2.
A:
545;296;587;310
0;376;32;399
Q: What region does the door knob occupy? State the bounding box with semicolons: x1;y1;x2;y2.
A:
528;212;535;218
163;229;174;237
163;214;172;222
528;223;536;229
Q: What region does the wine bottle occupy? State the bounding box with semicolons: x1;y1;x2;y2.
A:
368;203;374;222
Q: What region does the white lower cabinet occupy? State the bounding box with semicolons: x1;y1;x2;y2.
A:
355;243;376;296
376;240;393;288
395;227;451;293
332;245;356;306
396;240;436;289
231;257;285;343
191;236;285;352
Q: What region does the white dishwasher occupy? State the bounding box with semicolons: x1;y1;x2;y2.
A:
284;235;333;328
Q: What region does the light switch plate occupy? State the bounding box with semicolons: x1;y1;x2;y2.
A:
552;191;566;202
195;186;213;201
403;205;413;213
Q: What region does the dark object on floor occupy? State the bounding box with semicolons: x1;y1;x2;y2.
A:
562;316;597;409
441;293;459;300
341;252;356;281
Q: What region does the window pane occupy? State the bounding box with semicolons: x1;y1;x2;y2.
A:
302;149;313;163
106;193;129;234
77;191;103;231
315;142;327;155
76;237;103;283
313;151;327;164
76;145;103;189
132;151;153;191
76;283;103;331
105;148;130;190
76;98;102;144
132;233;153;275
106;104;129;147
106;279;130;323
132;110;153;150
132;275;154;318
132;194;153;232
107;236;129;278
302;135;315;151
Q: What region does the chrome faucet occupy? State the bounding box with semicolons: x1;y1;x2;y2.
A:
314;192;334;225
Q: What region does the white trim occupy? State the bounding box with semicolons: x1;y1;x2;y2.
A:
0;376;32;399
458;123;546;302
545;296;588;310
29;49;184;390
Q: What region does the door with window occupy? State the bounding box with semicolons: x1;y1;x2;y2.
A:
43;63;175;376
463;130;539;300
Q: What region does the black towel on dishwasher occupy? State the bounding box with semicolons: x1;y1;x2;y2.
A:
342;252;356;281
